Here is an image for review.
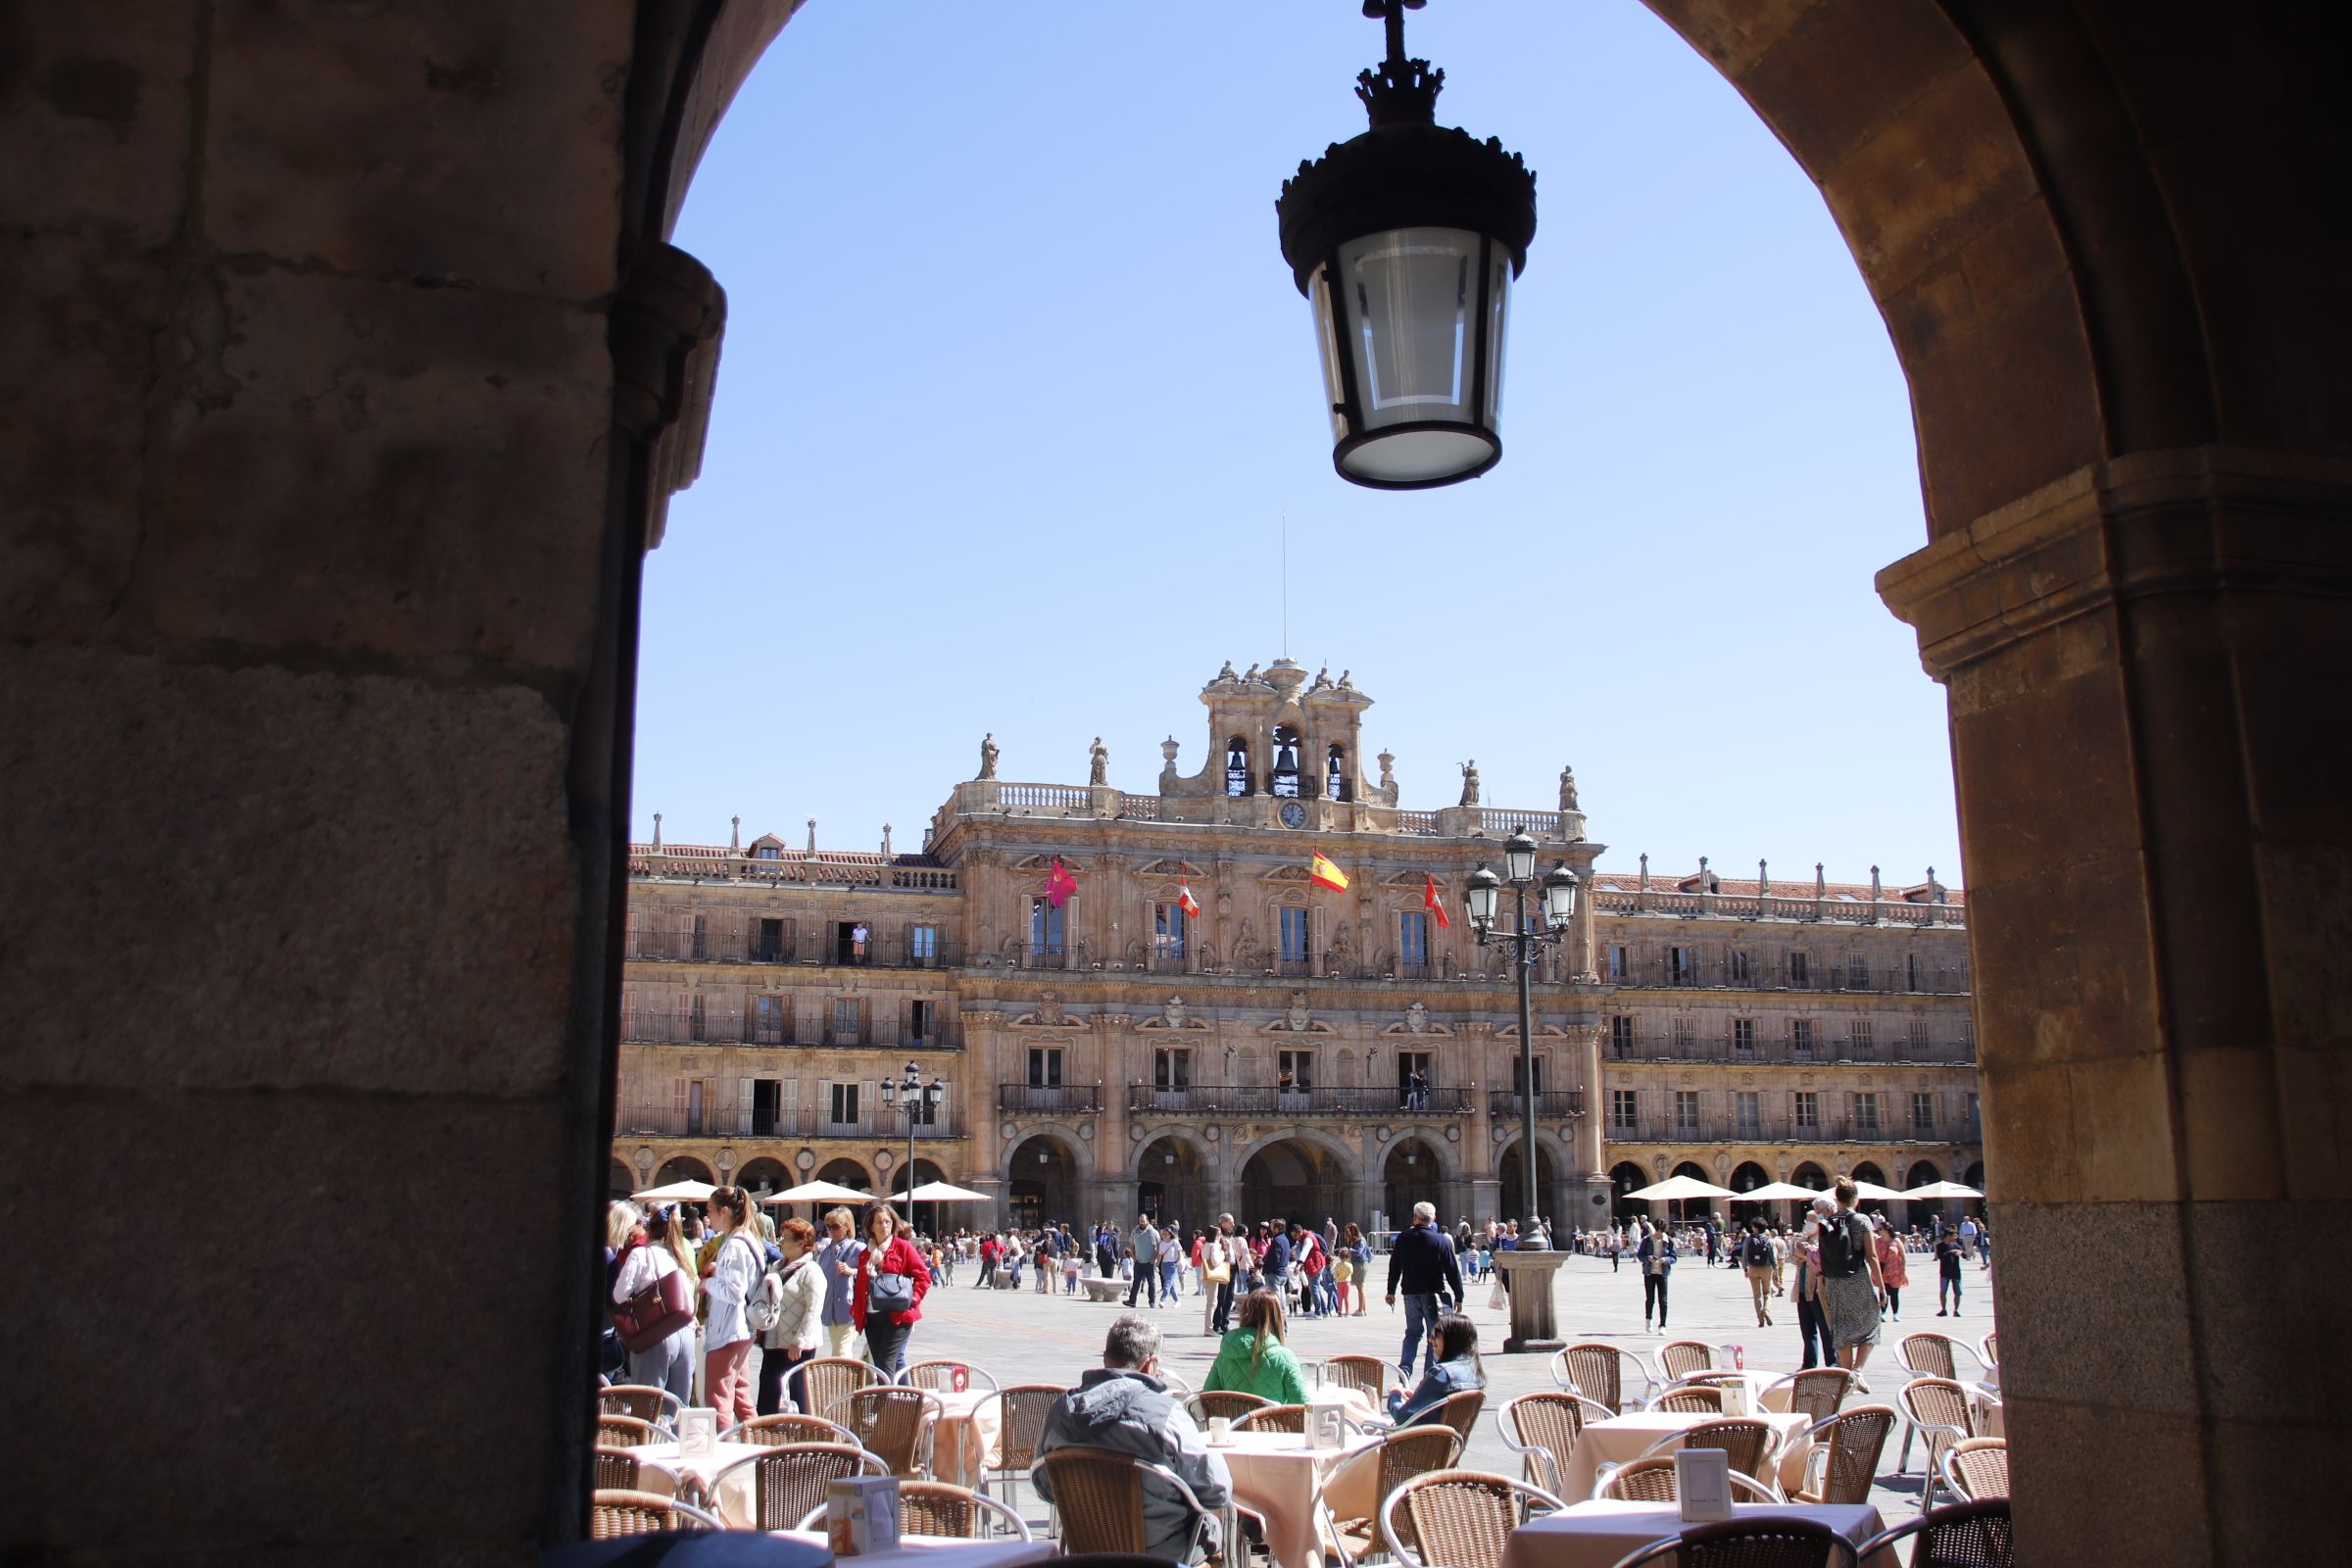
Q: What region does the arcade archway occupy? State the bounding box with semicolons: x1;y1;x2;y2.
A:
1382;1138;1442;1230
1137;1136;1210;1234
1609;1162;1648;1221
1496;1139;1561;1231
815;1157;871;1197
1727;1160;1771;1224
609;1160;636;1200
1008;1134;1080;1233
1851;1161;1889;1215
654;1155;714;1187
1238;1137;1353;1229
735;1156;791;1198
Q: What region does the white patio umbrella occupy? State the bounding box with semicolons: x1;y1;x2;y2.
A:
1851;1179;1908;1201
887;1180;991;1203
1622;1174;1739;1202
630;1179;715;1203
1901;1179;1984;1200
1738;1181;1830;1202
761;1180;873;1204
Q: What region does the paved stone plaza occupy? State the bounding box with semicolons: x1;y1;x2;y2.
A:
806;1248;1996;1525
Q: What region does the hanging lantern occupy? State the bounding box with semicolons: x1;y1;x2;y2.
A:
1277;0;1537;489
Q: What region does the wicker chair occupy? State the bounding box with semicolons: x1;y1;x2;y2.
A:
1978;1333;1999;1378
1762;1367;1855;1424
709;1441;890;1532
1857;1498;2015;1568
905;1358;1002;1394
1379;1468;1567;1568
832;1385;944;1478
599;1384;684;1429
1605;1515;1858;1568
1189;1390;1274;1425
793;1479;1031;1541
1033;1446;1222;1561
797;1354;881;1419
595;1412;662;1449
1897;1331;1961;1381
1941;1437;2010;1501
1322;1426;1463;1565
1418;1389;1487;1444
1654;1339;1717;1386
1630;1418;1784;1492
1234;1403;1307;1434
592;1445;675;1495
979;1384;1066;1518
1595;1458;1781;1506
727;1411;860;1447
1791;1405;1897;1506
1650;1386;1727;1415
1895;1378;1981;1507
588;1489;720;1537
1499;1392;1610;1495
1551;1343;1653;1413
1322;1354;1399;1402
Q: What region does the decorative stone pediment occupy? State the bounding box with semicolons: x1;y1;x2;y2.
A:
1262;990;1335;1033
1139;996;1211;1030
1496;1022;1569;1040
1381;1002;1452;1036
1010;854;1088;872
1011;991;1076;1028
1136;858;1205;878
1258;864;1313;885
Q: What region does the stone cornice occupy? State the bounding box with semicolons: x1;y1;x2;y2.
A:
1877;446;2352;679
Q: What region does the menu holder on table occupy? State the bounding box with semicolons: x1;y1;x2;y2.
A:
1306;1400;1349;1450
676;1407;718;1462
1675;1448;1734;1523
828;1475;901;1556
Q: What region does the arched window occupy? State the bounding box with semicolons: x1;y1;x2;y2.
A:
1270;726;1301;798
1225;736;1251;797
1326;744;1348;801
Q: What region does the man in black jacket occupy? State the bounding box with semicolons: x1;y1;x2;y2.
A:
1385;1201;1465;1377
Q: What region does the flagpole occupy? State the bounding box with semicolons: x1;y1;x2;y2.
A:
1280;511;1290;658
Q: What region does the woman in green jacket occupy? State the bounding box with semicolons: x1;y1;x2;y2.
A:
1202;1288;1310;1404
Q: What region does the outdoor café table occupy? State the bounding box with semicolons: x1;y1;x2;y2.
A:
1498;1499;1895;1568
1555;1408;1814;1500
631;1439;770;1527
1214;1426;1381;1568
928;1387;1002;1489
771;1529;1056;1566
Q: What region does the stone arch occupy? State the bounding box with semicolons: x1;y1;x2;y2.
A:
608;1159;637;1200
654;1154;714;1187
1727;1160;1773;1223
814;1156;870;1194
1381;1136;1445;1228
734;1156;791;1196
1236;1135;1357;1229
1850;1160;1890;1214
1609;1161;1649;1221
1495;1132;1571;1230
1136;1133;1212;1233
1789;1162;1831;1192
1007;1132;1084;1233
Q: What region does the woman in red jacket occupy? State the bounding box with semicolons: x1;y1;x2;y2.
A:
852;1203;932;1375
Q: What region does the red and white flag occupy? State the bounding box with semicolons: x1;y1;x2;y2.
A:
1424;872;1452;929
1177;878;1200;919
1045;858;1078;909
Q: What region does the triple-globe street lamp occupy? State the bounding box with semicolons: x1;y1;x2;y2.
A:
878;1060;945;1225
1464;830;1577;1246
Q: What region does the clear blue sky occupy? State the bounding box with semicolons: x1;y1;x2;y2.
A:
637;1;1963;888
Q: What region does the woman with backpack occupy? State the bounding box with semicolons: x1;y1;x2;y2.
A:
699;1185;764;1428
1740;1217;1778;1326
1817;1176;1887;1376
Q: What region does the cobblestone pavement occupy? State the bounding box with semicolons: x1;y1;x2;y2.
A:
783;1248;1996;1525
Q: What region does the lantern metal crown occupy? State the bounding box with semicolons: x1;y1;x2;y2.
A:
1277;0;1537;489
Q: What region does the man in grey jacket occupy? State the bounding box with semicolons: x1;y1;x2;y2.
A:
1036;1314;1231;1563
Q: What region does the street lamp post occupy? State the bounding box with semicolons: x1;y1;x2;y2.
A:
1465;830;1578;1246
878;1059;944;1228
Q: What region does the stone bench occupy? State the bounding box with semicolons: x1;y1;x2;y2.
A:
1079;1277;1126;1303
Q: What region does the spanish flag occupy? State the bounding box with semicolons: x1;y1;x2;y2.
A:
1309;853;1349;893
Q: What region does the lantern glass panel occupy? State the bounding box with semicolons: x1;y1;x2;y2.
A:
1485;248;1512;425
1335;226;1495;484
1309;265;1349;444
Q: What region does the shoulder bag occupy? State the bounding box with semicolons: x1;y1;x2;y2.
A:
611;1247;695;1353
867;1243;917;1316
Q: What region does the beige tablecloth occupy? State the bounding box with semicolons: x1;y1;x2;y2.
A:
1557;1410;1813;1500
1215;1428;1380;1568
929;1388;1003;1488
771;1528;1055;1565
632;1439;772;1527
1499;1499;1894;1568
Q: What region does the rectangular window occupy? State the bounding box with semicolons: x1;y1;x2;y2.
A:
907;999;936;1046
1607;945;1630;981
1793;1091;1820;1132
1279;906;1310;962
1027;1048;1063;1088
1733;1018;1755;1057
910;1082;942;1126
1153;1048;1192;1091
686;1079;705;1136
1906;953;1923;991
1609;1089;1639;1132
1610;1015;1636;1057
1276;1049;1314;1091
1912;1091;1936;1132
1671;1016;1695;1051
828;1082;860;1127
1512;1055;1544;1096
1397;910;1431;968
1850;1020;1875;1056
1852;1092;1881;1135
1152;903;1188;961
755;917;786;962
1029;898;1065;956
752;1078;781;1136
1398;1051;1434;1097
1670;946;1698;985
1968;1092;1981;1134
1674;1090;1700;1131
1846;952;1870;989
1791;1019;1815;1058
1728;950;1751;984
752;994;787;1046
1735;1091;1761;1137
1788;951;1810;987
831;997;860;1044
1908;1017;1930;1054
910;923;939;965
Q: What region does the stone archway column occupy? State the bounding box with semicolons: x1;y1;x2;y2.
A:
1879;447;2352;1567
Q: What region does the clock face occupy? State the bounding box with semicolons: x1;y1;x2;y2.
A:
1279;802;1307;828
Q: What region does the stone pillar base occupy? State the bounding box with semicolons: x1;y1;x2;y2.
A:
1494;1250;1571;1353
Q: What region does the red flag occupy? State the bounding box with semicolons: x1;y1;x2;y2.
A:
1424;872;1451;929
1177;878;1200;919
1045;858;1078;909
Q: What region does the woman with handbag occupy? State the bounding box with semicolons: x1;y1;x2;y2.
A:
852;1204;931;1376
611;1207;696;1400
700;1185;763;1428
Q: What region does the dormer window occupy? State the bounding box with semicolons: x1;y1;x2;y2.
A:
1271;726;1302;798
754;846;782;861
1225;736;1251;797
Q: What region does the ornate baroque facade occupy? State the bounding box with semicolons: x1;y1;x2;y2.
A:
612;660;1981;1233
612;658;1984;1231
